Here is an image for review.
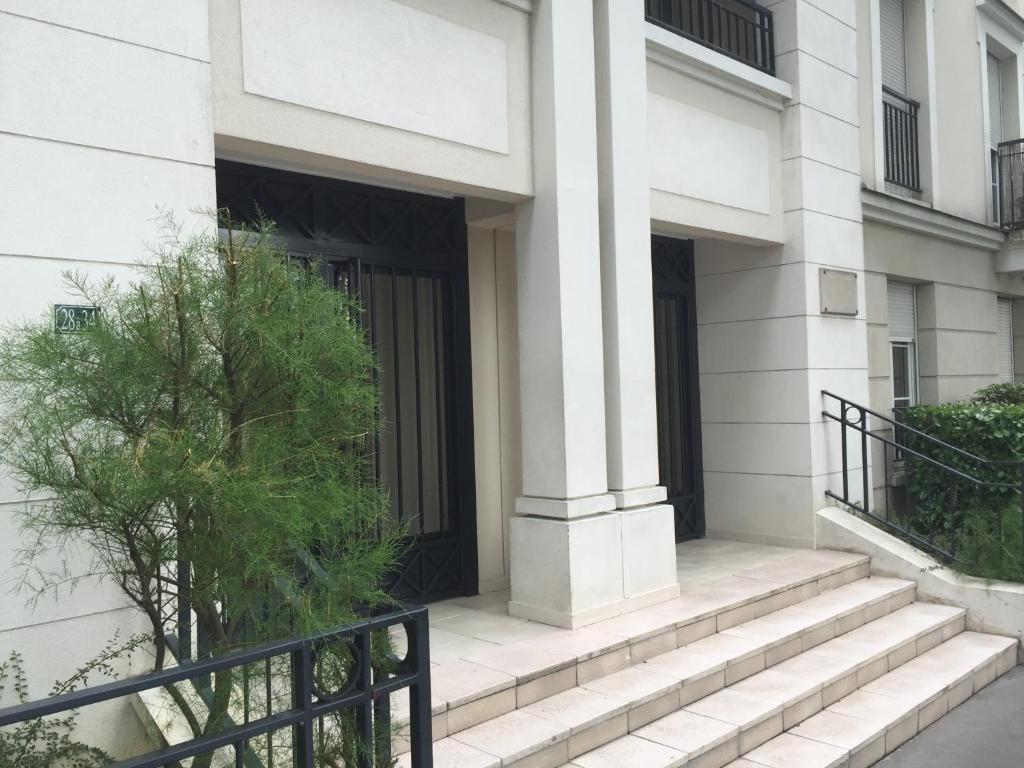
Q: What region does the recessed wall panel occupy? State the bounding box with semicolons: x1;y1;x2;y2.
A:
239;0;510;153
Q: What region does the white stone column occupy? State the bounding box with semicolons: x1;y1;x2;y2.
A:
508;0;625;628
777;0;870;534
593;0;679;609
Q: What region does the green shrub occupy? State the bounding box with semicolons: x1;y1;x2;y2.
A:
972;382;1024;405
899;402;1024;580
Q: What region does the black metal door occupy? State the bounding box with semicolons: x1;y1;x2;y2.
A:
216;161;478;602
652;236;705;541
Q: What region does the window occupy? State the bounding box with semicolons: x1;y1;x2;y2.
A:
879;0;920;191
998;297;1014;383
888;281;918;409
988;53;1005;222
880;0;908;96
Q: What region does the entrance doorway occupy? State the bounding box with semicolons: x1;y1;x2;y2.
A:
651;235;705;542
216;161;478;601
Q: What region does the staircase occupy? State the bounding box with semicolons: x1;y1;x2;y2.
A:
395;550;1019;768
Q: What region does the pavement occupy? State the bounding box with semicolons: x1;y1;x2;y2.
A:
876;665;1024;767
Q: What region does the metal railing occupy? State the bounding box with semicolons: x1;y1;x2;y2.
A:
882;87;921;192
998;138;1024;230
646;0;775;75
822;391;1024;563
0;607;434;768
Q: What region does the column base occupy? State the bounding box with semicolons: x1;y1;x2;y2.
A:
515;492;617;520
610;484;667;509
509;513;625;629
616;503;680;605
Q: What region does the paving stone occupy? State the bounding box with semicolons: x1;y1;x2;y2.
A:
450;709;568;765
790;709;885;753
521;686;628;733
466;639;576;683
640;646;723;683
579;665;680;706
634;707;739;756
569;734;686;768
741;732;848;767
396;737;499;768
430;659;516;708
526;626;629;662
684;687;782;727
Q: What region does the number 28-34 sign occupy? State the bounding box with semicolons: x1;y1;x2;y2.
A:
54;304;101;334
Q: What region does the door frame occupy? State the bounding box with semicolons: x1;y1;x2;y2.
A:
215;160;479;601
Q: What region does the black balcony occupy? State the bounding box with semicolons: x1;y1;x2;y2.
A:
646;0;775;76
882;87;921;192
998;138;1024;230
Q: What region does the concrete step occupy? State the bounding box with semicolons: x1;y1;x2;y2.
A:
398;573;921;767
555;601;964;768
729;631;1019;768
403;550;871;748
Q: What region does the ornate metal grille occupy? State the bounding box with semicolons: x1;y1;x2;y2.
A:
216;161;477;602
652;236;705;542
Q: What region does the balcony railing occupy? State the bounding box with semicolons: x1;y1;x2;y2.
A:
646;0;775;76
998;138;1024;230
882;87;921;192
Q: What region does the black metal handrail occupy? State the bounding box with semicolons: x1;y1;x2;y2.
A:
0;606;433;768
821;391;1024;562
882;86;921;192
998;138;1024;230
646;0;775;76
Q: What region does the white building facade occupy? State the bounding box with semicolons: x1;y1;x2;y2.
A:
3;0;1024;749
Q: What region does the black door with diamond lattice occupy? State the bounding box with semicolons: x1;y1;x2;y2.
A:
652;236;705;542
216;161;478;602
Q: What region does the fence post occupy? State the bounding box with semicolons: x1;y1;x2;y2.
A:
292;643;315;768
1019;463;1024;564
408;611;434;767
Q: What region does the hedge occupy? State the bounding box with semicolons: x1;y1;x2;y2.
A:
898;402;1024;576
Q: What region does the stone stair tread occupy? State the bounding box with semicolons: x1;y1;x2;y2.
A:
557;601;965;768
748;630;1019;768
425;557;880;717
732;732;848;768
567;734;686;768
578;665;680;705
429;592;962;767
466;639;577;683
396;737;500;768
449;708;568;765
522;686;631;733
426;576;919;755
633;708;739;758
430;659;516;708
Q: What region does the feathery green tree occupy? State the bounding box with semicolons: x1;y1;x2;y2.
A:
0;214;402;763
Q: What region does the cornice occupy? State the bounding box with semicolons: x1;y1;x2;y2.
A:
644;22;792;112
977;0;1024;42
862;188;1006;251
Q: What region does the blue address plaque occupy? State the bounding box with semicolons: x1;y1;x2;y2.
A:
54;304;101;334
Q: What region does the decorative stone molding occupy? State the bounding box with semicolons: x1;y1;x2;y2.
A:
644;22;792;112
862;188;1007;251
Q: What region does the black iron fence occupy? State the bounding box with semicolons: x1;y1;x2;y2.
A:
882;87;921;192
998;138;1024;230
646;0;775;75
822;391;1024;564
0;607;433;768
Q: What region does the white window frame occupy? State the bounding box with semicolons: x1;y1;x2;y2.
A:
869;0;939;201
888;281;919;410
998;297;1015;383
977;2;1024;225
